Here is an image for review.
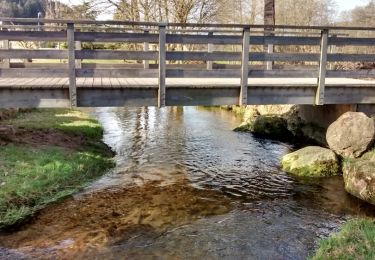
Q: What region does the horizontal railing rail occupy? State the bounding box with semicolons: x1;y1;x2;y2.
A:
0;18;374;107
0;31;373;46
1;50;373;63
1;18;375;31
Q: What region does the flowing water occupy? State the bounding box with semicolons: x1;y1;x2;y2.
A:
1;107;375;260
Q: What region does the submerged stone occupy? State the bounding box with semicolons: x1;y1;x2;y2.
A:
281;146;340;177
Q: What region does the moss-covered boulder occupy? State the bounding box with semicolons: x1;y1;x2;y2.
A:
235;115;293;141
343;152;375;205
281;146;340;177
232;105;327;145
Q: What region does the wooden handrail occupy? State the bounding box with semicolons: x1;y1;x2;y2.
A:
1;17;375;31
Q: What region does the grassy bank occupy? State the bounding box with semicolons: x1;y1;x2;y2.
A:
311;218;375;260
0;109;114;229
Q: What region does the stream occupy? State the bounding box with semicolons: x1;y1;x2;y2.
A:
1;107;374;260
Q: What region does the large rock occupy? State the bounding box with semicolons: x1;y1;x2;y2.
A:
235;115;293;141
232;105;332;145
343;155;375;205
326;112;375;158
281;146;340;177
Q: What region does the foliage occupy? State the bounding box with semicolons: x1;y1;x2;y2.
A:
311;218;375;260
276;0;337;25
0;0;97;19
112;0;220;23
339;0;375;27
44;0;98;20
0;0;43;18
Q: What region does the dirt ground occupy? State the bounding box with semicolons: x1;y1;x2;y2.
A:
0;126;88;150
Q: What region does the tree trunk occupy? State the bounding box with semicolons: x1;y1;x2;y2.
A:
264;0;275;27
264;0;275;69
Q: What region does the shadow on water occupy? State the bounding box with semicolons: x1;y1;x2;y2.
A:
1;107;374;259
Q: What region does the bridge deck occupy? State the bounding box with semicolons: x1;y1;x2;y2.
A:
0;19;374;108
0;77;374;89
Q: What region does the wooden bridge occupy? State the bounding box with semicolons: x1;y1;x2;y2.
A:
0;18;374;108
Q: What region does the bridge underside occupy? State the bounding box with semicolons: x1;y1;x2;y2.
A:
1;77;374;108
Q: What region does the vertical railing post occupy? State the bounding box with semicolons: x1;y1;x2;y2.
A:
240;27;250;106
1;22;10;68
67;23;77;107
329;34;337;70
158;23;167;108
75;29;82;69
316;29;329;105
266;43;273;70
1;39;10;68
207;31;214;70
143;29;150;69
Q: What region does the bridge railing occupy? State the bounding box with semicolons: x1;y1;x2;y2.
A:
0;18;374;107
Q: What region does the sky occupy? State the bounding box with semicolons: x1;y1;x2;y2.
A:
59;0;371;20
335;0;369;11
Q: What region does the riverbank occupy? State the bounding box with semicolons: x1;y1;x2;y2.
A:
227;105;375;259
312;218;375;259
0;109;114;229
1;107;374;258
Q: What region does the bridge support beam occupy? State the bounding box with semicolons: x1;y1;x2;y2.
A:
207;31;214;70
75;29;82;69
316;29;329;105
67;23;77;107
240;27;250;106
143;29;150;69
0;24;10;68
1;39;10;68
158;23;167;108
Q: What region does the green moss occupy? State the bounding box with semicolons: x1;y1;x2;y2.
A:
282;160;340;177
281;147;340;177
237;115;293;141
0;109;114;229
221;106;248;116
311;218;375;260
233;123;252;132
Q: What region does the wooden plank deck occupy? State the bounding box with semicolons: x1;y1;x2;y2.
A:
0;77;374;89
1;77;375;108
0;19;374;108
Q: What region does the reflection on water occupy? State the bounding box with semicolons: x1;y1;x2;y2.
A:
0;107;374;260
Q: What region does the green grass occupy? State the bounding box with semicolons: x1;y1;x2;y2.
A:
311;218;375;260
3;109;103;139
0;109;114;229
